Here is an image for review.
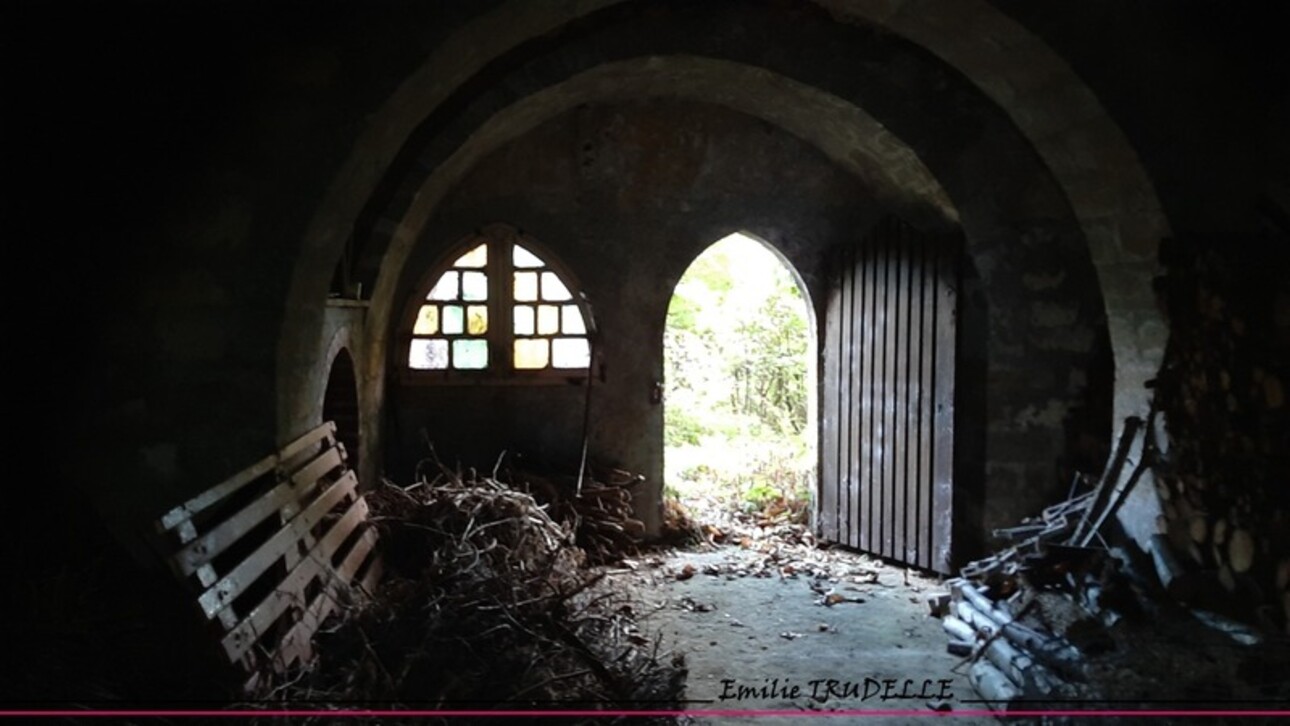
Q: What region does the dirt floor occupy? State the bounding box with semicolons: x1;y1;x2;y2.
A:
603;528;1290;726
600;545;997;724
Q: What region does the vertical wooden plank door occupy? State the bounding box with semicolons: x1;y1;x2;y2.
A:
819;216;958;573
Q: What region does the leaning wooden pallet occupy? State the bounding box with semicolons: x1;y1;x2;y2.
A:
153;421;382;692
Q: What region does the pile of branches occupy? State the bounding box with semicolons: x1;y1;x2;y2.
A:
501;461;646;565
931;419;1289;712
251;467;685;718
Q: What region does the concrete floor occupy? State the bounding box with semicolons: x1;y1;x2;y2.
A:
603;547;999;725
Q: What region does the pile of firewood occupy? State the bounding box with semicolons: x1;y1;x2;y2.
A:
928;417;1168;709
1151;236;1290;633
935;411;1288;710
931;481;1122;707
934;231;1290;708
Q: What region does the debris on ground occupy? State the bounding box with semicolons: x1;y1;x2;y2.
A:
659;496;704;547
652;492;893;586
677;595;714;613
931;424;1290;712
248;460;686;719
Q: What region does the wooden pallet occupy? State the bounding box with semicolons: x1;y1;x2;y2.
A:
154;421;382;691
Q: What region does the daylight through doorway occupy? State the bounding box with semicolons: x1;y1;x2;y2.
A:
663;232;816;526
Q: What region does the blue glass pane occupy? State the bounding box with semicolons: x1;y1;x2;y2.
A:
453;339;488;369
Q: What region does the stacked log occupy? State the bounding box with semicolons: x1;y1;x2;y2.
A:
1151;235;1290;632
937;574;1082;710
932;481;1127;709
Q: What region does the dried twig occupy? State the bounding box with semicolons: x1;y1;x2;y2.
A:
248;452;684;718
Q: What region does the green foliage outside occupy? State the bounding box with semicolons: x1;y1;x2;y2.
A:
663;233;814;514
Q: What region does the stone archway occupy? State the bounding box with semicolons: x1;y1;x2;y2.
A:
279;0;1166;427
276;0;1168;544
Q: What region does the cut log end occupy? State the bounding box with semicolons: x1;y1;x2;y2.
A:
1189;516;1209;545
1229;529;1255;573
968;660;1020;708
1218;565;1236;593
1276;558;1290;592
1213;518;1229;547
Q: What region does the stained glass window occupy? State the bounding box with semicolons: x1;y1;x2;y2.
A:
407;234;592;375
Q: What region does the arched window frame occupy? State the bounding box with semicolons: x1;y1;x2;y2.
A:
398;223;597;384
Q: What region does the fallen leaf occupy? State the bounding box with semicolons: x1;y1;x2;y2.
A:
679;595;714;612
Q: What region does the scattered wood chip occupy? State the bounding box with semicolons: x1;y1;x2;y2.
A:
678;595;714;613
927;592;951;617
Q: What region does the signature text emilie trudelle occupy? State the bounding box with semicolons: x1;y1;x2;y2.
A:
718;677;954;705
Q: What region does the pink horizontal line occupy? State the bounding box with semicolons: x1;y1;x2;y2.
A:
2;710;1289;718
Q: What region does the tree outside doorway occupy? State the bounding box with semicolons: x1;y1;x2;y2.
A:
664;232;815;524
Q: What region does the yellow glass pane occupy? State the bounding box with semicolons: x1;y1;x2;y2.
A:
428;272;458;301
541;271;572;301
467;305;488;335
513;244;544;268
453;243;487;268
413;305;439;335
514;339;549;369
514;271;538;302
537;305;559;335
513;305;535;335
561;305;585;335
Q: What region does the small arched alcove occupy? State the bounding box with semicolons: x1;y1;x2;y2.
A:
323;347;361;471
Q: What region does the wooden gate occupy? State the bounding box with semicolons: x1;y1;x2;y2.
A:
819;216;958;573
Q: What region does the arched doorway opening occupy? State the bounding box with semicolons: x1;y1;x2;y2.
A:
663;232;816;525
323;348;361;471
